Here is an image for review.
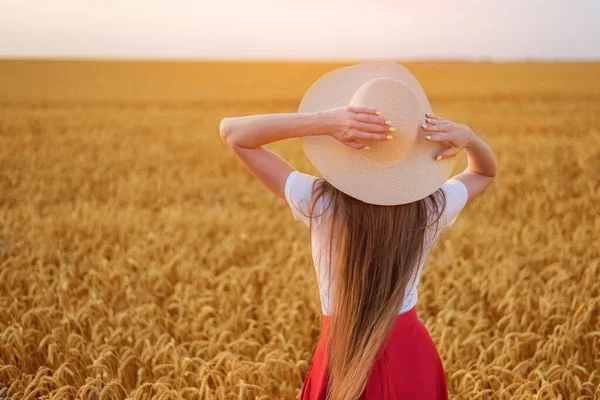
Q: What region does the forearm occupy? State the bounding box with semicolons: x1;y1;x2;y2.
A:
220;112;326;149
464;134;497;178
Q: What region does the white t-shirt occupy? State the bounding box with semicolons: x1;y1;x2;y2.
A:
284;170;469;316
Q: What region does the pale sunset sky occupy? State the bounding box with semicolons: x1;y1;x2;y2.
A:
1;0;599;60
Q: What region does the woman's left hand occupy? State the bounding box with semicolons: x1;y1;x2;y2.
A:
320;106;393;150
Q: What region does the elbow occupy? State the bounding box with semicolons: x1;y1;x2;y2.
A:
219;118;232;144
219;117;253;150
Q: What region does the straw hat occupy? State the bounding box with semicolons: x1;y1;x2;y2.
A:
298;61;456;205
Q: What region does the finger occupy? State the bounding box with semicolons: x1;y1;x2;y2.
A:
425;112;443;120
435;146;462;161
345;140;369;149
355;113;388;126
425;118;440;125
421;123;450;132
351;121;389;134
349;106;379;115
355;130;391;141
424;132;449;142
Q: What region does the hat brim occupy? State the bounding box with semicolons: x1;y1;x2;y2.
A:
298;62;457;205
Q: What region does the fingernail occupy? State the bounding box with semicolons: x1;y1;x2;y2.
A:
364;146;371;150
426;119;432;124
389;127;396;132
421;125;427;130
375;111;381;116
385;121;392;126
425;136;432;140
386;135;393;140
436;155;442;161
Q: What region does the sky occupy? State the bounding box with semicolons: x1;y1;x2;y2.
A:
1;0;599;61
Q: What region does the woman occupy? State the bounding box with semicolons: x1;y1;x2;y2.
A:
220;62;497;400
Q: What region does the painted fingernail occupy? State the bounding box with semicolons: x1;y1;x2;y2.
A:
364;146;371;150
436;155;442;161
389;127;396;132
421;125;427;130
385;121;392;125
425;135;432;140
386;135;393;140
426;119;432;124
375;111;382;116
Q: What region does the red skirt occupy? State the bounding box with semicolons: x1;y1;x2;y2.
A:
300;305;448;400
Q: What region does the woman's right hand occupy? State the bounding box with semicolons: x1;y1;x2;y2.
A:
421;112;476;160
319;106;394;150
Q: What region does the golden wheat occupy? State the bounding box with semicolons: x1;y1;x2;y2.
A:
0;60;599;400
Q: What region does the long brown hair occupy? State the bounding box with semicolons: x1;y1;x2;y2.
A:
306;178;447;400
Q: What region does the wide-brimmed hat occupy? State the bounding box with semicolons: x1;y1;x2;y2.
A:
298;62;456;205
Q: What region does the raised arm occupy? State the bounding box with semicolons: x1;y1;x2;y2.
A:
219;106;392;201
421;112;497;203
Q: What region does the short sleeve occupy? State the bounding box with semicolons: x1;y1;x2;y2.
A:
440;179;469;227
284;170;326;227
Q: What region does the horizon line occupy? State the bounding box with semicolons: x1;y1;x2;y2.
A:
1;55;600;64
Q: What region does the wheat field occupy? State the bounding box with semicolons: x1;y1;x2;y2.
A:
0;60;599;399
